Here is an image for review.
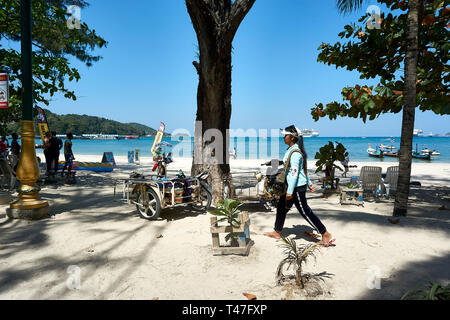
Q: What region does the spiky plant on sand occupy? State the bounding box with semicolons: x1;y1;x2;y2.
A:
276;236;323;289
401;282;450;300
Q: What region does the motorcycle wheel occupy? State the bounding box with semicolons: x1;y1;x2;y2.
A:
190;186;212;212
136;188;161;220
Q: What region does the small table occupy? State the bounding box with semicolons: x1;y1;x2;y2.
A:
340;187;364;206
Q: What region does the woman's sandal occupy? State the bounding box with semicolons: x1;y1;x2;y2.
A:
318;238;336;247
304;231;320;239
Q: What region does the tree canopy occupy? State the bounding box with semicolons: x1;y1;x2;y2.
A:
0;0;107;127
311;0;449;122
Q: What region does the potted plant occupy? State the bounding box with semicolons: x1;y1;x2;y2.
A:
208;198;253;255
314;141;347;190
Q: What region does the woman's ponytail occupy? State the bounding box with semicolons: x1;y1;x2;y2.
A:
297;136;308;177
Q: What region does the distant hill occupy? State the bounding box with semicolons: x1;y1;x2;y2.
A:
7;109;170;136
126;122;169;136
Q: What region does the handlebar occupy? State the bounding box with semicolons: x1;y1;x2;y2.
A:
261;160;284;166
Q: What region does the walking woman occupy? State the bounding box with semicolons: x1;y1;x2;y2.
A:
264;125;334;246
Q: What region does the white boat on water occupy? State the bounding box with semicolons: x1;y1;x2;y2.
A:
380;144;396;150
413;129;424;137
83;134;120;140
301;129;319;138
421;148;440;156
367;147;384;158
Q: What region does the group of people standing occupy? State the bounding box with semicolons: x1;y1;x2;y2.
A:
0;133;21;170
41;131;74;177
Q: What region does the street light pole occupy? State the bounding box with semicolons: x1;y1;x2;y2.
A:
7;0;49;219
20;0;33;121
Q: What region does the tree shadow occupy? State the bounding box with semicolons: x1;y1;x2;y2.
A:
356;253;450;300
239;201;273;213
0;177;172;299
315;205;450;234
0;208;167;299
157;205;206;221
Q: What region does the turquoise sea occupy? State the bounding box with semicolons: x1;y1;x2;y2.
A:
27;136;450;163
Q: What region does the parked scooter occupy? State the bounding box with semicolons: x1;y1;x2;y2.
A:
255;159;286;207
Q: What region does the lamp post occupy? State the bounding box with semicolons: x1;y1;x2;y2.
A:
7;0;49;219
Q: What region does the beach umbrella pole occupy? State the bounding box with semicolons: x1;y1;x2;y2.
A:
7;0;50;220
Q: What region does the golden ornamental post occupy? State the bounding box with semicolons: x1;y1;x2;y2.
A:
7;0;49;220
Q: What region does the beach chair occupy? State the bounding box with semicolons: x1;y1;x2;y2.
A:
357;166;382;200
383;166;399;199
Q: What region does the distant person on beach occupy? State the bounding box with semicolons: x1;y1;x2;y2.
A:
62;133;74;176
54;132;63;151
10;133;20;156
341;152;349;177
0;136;8;160
43;131;54;175
51;131;62;175
264;125;334;246
231;147;237;159
10;133;20;171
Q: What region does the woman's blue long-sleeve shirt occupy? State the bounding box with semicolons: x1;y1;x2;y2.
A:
283;144;312;194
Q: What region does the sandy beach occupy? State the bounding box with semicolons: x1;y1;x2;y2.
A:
1;154;449;300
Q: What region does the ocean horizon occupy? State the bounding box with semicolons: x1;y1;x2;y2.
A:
26;136;450;164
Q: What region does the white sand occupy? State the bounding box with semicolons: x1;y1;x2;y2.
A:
1;155;449;300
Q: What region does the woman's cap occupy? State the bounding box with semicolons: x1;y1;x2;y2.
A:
280;125;302;137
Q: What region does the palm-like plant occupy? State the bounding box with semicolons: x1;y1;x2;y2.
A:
401;282;450;300
208;198;243;244
314;141;346;189
276;236;322;289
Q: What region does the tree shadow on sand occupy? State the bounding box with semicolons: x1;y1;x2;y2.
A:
0;182;173;299
356;253;450;300
0;211;167;299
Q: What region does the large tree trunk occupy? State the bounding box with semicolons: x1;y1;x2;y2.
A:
191;46;233;203
393;0;419;217
186;0;255;204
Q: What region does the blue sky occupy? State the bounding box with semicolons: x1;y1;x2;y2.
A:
12;0;450;136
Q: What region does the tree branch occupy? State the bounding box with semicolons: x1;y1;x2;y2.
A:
193;60;201;74
221;0;255;47
186;0;215;35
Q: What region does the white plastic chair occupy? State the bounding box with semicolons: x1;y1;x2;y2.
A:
384;166;399;199
357;166;382;199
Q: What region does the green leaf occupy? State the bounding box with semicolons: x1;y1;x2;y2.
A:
428;283;439;300
231;220;241;228
208;209;227;217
